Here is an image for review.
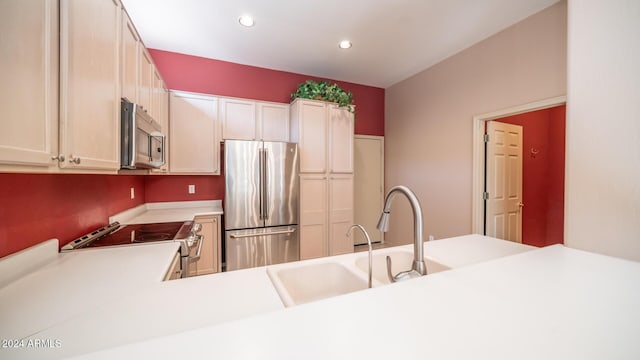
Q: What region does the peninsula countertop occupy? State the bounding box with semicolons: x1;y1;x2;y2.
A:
76;244;640;360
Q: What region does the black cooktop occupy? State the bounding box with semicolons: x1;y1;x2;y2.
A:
85;222;187;248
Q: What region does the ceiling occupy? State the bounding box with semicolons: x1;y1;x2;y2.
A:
122;0;560;89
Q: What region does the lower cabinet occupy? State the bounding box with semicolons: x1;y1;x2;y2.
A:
299;174;354;260
189;215;221;276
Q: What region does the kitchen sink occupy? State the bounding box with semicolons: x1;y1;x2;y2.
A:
267;262;368;307
355;251;450;285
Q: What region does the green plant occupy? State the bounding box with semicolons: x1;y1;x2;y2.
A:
291;80;355;114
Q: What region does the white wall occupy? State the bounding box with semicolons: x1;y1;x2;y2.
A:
565;0;640;261
384;2;567;246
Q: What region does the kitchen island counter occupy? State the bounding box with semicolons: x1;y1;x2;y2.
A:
76;244;640;359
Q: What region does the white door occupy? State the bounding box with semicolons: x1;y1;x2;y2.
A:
354;136;384;245
485;121;523;243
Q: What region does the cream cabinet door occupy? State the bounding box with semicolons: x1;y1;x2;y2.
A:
329;105;354;174
329;174;354;255
193;215;221;275
291;99;327;173
151;67;163;120
257;102;290;142
0;0;59;170
59;0;120;171
220;98;257;140
299;174;329;260
120;9;138;104
169;91;219;174
138;47;153;114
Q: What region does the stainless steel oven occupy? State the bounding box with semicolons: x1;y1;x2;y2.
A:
61;221;202;279
121;98;165;169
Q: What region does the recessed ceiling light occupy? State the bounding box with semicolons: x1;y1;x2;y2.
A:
339;40;352;49
238;15;255;27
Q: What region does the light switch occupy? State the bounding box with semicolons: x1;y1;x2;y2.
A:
130;187;135;199
188;185;196;194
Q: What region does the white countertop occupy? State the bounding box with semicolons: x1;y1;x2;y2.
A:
6;233;634;359
0;242;180;341
72;245;640;359
109;200;223;225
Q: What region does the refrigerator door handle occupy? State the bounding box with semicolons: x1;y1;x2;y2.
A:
263;148;269;220
258;148;264;220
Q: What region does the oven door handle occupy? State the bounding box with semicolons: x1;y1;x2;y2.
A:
229;229;296;239
189;235;204;262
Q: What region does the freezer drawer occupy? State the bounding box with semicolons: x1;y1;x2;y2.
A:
225;226;299;271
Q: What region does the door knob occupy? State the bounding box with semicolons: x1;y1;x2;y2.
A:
518;202;525;207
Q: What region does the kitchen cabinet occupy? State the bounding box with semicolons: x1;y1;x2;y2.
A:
169;91;220;174
328;105;355;173
163;251;182;281
58;0;121;171
191;215;221;276
291;98;355;258
299;174;328;259
220;97;256;141
138;47;153;115
0;0;59;171
299;174;354;259
120;9;138;103
258;102;290;142
328;174;354;255
290;99;328;173
220;98;290;142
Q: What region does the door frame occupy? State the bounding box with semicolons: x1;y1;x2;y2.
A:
471;95;566;235
354;134;385;244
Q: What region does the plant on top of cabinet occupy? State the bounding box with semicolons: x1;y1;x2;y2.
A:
291;80;355;115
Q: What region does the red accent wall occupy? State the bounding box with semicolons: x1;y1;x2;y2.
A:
145;145;226;203
0;173;145;258
148;49;385;136
495;105;566;247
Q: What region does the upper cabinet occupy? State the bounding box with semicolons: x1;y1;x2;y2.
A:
0;0;59;170
138;47;153;115
328;104;355;173
290;99;354;174
58;0;121;171
0;0;170;174
258;102;290;142
220;98;290;142
169;91;220;175
120;9;138;104
220;97;256;141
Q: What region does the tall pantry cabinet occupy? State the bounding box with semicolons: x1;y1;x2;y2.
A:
290;98;355;260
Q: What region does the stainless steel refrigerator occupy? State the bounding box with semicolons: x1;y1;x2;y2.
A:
224;140;299;271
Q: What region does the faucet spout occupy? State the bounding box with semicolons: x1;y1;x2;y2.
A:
376;186;427;282
347;224;373;288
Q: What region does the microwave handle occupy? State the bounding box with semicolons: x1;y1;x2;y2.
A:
150;131;166;166
160;134;166;166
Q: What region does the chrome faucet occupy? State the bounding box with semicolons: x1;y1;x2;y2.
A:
376;185;427;282
347;224;373;288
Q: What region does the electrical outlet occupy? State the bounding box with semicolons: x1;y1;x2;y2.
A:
130;187;135;200
188;184;196;194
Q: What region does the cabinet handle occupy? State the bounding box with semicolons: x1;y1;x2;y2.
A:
51;155;65;162
69;156;81;165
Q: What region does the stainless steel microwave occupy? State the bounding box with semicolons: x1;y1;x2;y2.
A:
121;98;165;169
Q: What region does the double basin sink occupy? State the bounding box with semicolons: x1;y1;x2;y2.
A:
267;250;450;307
